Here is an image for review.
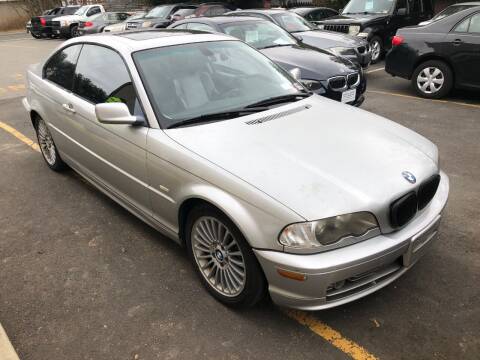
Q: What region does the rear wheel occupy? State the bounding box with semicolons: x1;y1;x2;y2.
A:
369;36;383;64
411;60;453;99
70;24;79;38
34;117;67;171
185;204;267;308
30;32;42;39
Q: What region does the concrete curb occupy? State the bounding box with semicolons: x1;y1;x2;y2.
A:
0;323;20;360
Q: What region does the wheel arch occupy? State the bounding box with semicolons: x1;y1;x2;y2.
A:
412;54;455;82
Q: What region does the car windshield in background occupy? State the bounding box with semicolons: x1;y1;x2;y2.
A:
64;7;80;15
173;8;196;16
430;5;477;22
271;12;315;32
145;6;172;18
220;21;296;49
74;6;89;16
127;12;146;21
342;0;395;14
133;40;303;128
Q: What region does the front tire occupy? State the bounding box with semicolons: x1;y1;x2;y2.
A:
30;32;42;39
185;204;267;308
411;60;453;99
369;35;383;64
34;117;67;171
70;24;79;38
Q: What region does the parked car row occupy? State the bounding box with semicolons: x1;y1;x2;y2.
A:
23;29;449;310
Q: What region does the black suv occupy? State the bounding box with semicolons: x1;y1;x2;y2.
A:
316;0;434;62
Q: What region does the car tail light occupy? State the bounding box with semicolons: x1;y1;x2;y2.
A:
392;35;404;46
40;17;46;26
84;21;93;27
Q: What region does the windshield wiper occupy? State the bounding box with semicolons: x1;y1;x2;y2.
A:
167;107;269;129
261;43;292;49
245;93;311;108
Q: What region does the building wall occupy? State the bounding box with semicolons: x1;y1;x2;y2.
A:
0;1;29;31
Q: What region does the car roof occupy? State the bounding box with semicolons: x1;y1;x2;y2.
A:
64;29;235;53
176;16;267;25
231;9;287;15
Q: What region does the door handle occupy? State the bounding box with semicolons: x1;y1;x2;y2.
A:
453;39;463;46
62;103;76;113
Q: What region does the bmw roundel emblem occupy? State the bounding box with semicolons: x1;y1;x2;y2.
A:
402;171;416;184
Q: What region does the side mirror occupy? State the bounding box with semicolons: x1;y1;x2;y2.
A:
396;8;407;16
296;35;303;42
95;103;143;125
289;67;301;80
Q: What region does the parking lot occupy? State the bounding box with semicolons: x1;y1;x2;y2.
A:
0;32;479;360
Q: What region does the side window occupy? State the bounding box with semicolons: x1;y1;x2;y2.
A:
409;0;420;15
44;45;82;90
73;45;142;116
172;23;189;29
87;6;101;17
119;13;129;21
310;10;326;21
187;22;215;32
454;17;470;32
396;0;408;13
468;13;480;33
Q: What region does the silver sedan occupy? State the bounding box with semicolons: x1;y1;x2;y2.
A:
23;30;449;310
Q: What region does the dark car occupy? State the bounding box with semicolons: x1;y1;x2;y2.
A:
30;5;80;38
315;0;434;63
290;7;339;22
125;4;196;30
385;4;480;98
169;17;366;106
226;9;371;68
78;12;131;36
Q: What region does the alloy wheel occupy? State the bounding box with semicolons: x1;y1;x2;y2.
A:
370;39;381;62
416;67;444;94
37;119;56;165
191;216;246;297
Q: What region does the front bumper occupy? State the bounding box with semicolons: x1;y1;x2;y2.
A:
254;171;449;310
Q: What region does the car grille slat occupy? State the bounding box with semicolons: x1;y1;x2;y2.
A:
328;76;346;90
347;73;359;87
323;24;349;33
417;174;441;210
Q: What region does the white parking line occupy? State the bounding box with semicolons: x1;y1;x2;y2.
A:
366;67;385;74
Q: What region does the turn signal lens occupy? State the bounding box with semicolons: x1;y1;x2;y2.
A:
277;268;307;281
40;17;46;26
392;35;404;46
84;21;93;27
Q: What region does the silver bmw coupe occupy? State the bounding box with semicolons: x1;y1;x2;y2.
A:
23;30;449;310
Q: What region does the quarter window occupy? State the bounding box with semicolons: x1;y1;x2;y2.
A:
87;6;101;17
73;45;143;116
468;13;480;33
43;44;82;90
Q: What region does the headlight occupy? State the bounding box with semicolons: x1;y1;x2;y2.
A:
317;24;324;30
142;21;153;28
328;46;356;56
348;25;361;36
279;212;379;250
60;20;70;27
300;79;323;91
358;32;369;38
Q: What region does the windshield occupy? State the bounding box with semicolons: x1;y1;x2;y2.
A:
431;5;476;21
221;21;296;49
173;8;196;16
146;5;173;18
271;12;315;32
342;0;395;14
134;41;302;128
74;6;89;16
127;12;146;21
63;7;79;15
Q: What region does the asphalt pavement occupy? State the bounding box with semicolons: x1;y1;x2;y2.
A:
0;32;479;360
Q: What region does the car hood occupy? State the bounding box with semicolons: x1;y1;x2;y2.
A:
319;13;390;25
165;96;438;224
294;30;368;48
260;45;357;80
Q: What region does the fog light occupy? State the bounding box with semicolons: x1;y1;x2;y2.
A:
333;280;345;290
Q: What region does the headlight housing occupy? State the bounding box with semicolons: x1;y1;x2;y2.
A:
328;46;357;56
279;212;379;252
348;25;361;36
300;79;323;91
60;20;70;27
142;21;153;28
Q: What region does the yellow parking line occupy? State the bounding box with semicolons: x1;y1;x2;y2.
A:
286;310;378;360
0;323;20;360
367;89;480;109
0;121;40;152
